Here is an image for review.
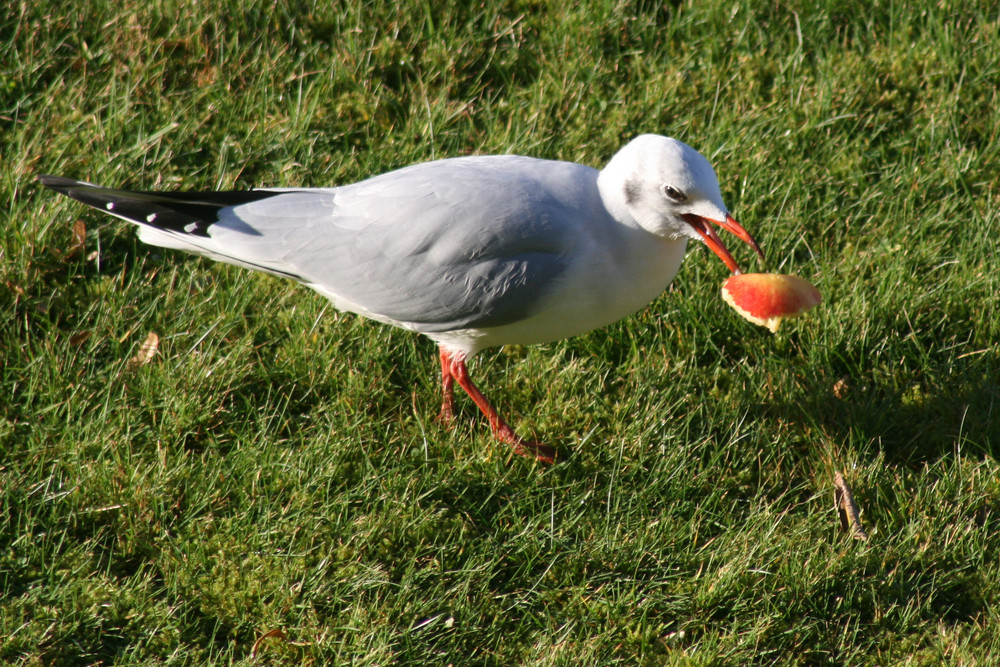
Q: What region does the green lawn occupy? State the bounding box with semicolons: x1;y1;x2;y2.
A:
4;0;1000;664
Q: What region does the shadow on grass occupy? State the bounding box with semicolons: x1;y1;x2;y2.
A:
790;350;998;466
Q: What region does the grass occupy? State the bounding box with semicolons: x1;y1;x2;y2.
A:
3;0;1000;663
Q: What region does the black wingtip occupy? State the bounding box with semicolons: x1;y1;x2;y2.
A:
37;176;285;238
37;174;83;191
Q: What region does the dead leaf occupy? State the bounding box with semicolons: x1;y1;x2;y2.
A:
832;378;849;399
5;281;26;299
127;332;159;368
251;629;287;659
69;331;92;347
65;219;86;260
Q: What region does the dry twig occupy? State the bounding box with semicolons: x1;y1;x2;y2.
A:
834;471;869;541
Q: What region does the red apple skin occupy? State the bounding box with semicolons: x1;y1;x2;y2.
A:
721;274;821;332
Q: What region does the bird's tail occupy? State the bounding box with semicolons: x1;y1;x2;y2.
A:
37;175;276;238
37;175;303;280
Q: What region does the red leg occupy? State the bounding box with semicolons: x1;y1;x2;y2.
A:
438;347;456;424
438;347;556;463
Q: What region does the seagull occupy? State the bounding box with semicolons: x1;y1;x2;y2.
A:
39;134;763;463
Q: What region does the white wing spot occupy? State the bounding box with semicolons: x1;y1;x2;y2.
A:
105;202;115;210
146;213;158;223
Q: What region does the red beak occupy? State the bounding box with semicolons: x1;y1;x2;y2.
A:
681;212;765;275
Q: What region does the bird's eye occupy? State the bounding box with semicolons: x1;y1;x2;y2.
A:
661;185;687;202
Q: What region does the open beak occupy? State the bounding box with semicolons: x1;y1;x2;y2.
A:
681;212;765;275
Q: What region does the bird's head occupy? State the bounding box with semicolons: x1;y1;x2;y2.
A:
599;134;765;274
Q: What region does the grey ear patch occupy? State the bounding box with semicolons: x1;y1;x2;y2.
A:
623;178;642;205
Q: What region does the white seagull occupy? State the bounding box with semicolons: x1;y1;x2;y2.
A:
39;134;763;463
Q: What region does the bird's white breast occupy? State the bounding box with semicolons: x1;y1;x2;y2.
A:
431;232;689;355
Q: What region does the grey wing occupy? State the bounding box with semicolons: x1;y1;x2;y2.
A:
52;157;588;332
230;158;584;331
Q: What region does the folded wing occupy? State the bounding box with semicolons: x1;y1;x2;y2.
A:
39;157;598;332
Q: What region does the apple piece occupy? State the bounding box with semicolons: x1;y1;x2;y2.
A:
721;273;821;333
